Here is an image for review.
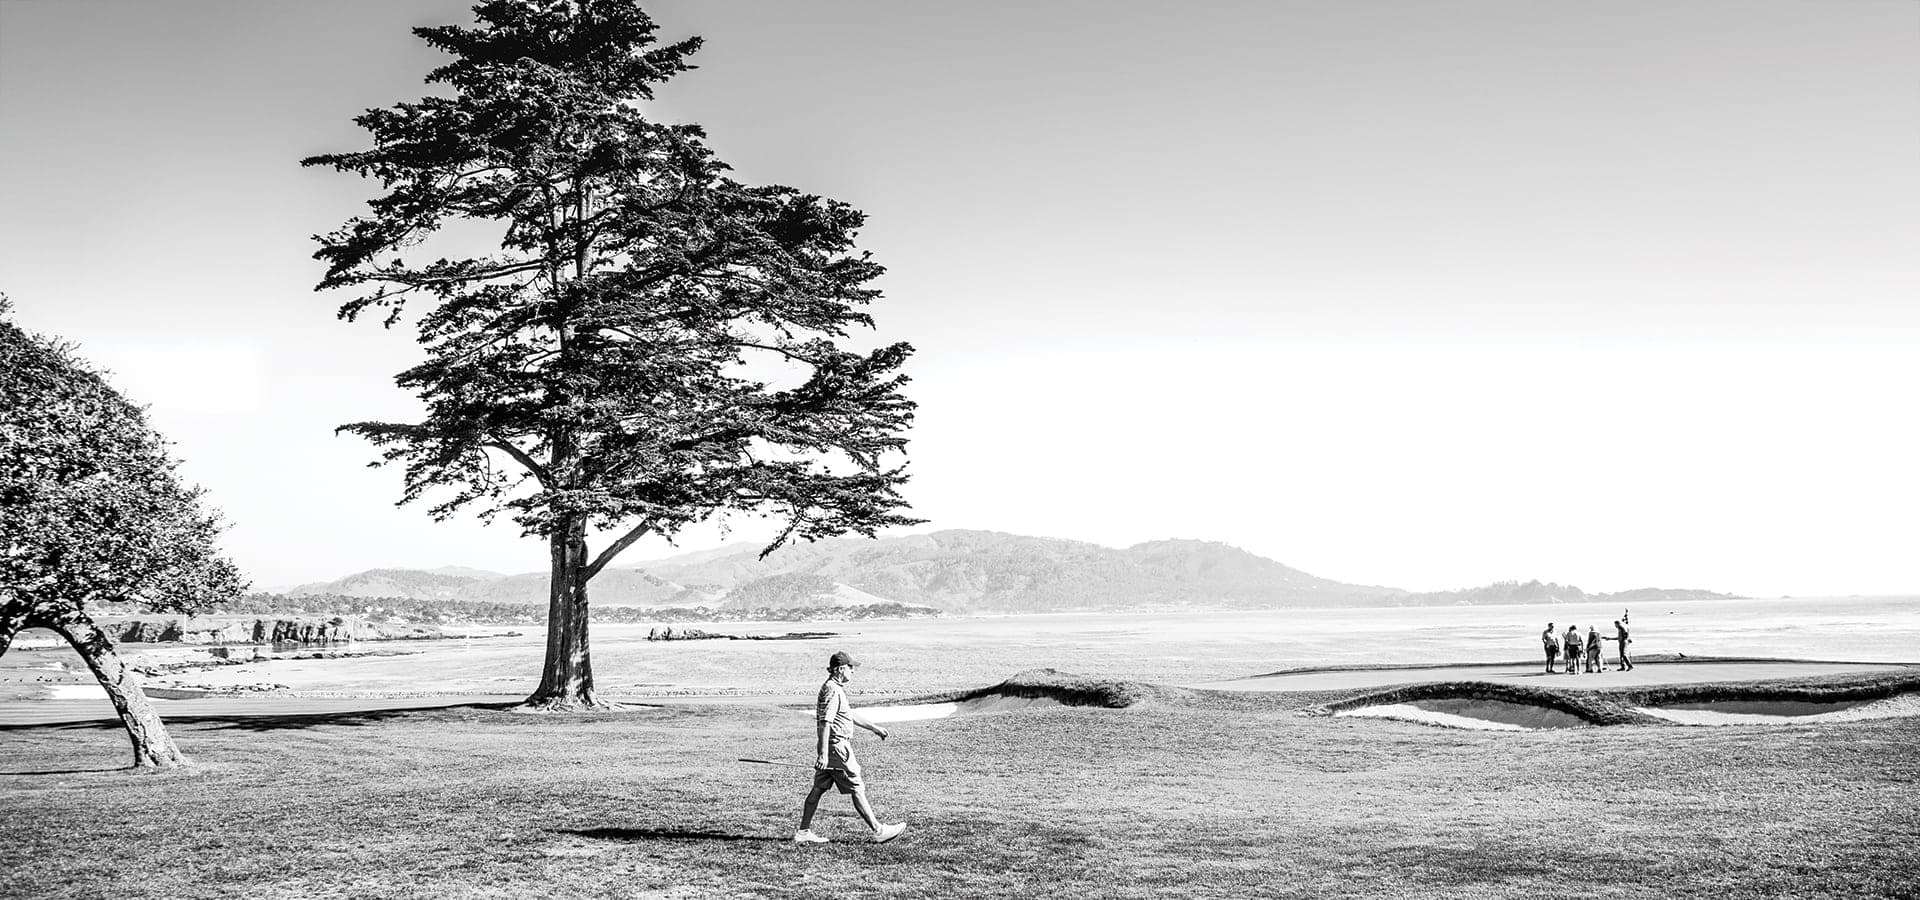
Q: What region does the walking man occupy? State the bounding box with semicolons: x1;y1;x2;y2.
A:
796;650;907;845
1542;623;1559;674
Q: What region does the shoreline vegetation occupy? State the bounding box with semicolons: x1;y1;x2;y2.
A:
219;592;944;628
11;595;944;650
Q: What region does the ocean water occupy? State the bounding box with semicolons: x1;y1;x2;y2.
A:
493;595;1920;697
776;595;1920;691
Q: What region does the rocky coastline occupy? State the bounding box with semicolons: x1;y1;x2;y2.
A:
90;615;515;647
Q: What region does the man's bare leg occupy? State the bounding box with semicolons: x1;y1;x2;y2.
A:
849;788;882;831
800;781;830;831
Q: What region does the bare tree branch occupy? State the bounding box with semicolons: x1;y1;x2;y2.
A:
583;521;652;582
486;440;551;486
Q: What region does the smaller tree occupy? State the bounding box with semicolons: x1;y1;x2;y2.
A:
0;296;245;769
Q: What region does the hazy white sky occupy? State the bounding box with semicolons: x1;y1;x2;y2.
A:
3;1;1916;596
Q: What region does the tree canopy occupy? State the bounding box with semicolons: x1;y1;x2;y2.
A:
303;0;918;707
0;298;245;621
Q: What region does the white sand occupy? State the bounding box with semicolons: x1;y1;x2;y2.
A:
863;702;960;722
1335;698;1587;731
1339;693;1920;730
41;684;181;702
1337;703;1531;731
864;694;1066;722
1635;693;1920;726
43;685;105;701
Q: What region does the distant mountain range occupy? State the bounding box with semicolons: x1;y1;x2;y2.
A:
283;529;1739;614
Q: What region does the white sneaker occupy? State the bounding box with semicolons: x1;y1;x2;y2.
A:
793;830;828;844
873;822;907;844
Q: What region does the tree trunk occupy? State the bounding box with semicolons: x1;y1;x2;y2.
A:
526;517;601;710
40;608;187;769
0;611;23;657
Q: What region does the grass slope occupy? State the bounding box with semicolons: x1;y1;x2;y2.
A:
2;679;1917;899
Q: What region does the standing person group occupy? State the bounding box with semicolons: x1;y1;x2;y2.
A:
1539;620;1633;673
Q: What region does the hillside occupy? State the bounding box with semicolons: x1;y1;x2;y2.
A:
463;569;691;607
278;530;1741;614
637;531;1408;612
285;569;489;602
284;531;1408;613
1397;580;1740;607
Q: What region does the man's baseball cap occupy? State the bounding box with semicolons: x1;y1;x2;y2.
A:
829;650;860;669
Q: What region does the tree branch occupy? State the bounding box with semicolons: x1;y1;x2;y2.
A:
486;440;551;486
731;340;823;366
583;521;652;581
369;259;550;287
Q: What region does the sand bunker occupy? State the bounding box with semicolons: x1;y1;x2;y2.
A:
42;684;205;702
43;685;110;702
1332;689;1920;730
1636;693;1920;726
1335;698;1587;731
863;694;1065;723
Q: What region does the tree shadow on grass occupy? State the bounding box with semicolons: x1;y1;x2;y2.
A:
1373;843;1637;889
188;701;524;732
0;765;126;776
557;827;784;843
0;701;523;734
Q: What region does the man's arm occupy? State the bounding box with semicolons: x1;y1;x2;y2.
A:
845;706;890;741
815;685;837;768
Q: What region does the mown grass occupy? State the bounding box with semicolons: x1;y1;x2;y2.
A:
3;678;1918;900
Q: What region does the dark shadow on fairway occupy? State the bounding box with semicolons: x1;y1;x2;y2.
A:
0;766;125;776
558;827;784;843
0;701;523;733
188;701;525;732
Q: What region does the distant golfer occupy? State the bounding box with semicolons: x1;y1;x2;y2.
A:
1542;623;1559;674
795;650;907;845
1585;626;1603;673
1562;625;1582;674
1608;620;1635;670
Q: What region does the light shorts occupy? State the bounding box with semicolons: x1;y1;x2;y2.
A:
812;736;865;795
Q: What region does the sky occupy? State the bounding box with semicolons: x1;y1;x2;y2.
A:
2;0;1916;596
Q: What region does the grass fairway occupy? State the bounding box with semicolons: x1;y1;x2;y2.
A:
3;686;1918;899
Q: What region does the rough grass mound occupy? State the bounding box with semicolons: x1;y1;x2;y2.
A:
1616;668;1920;709
1303;669;1920;728
889;667;1193;710
1302;680;1663;726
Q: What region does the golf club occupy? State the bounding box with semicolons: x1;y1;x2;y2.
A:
739;757;841;770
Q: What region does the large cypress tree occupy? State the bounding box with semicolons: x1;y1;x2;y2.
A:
0;296;246;768
304;1;917;709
